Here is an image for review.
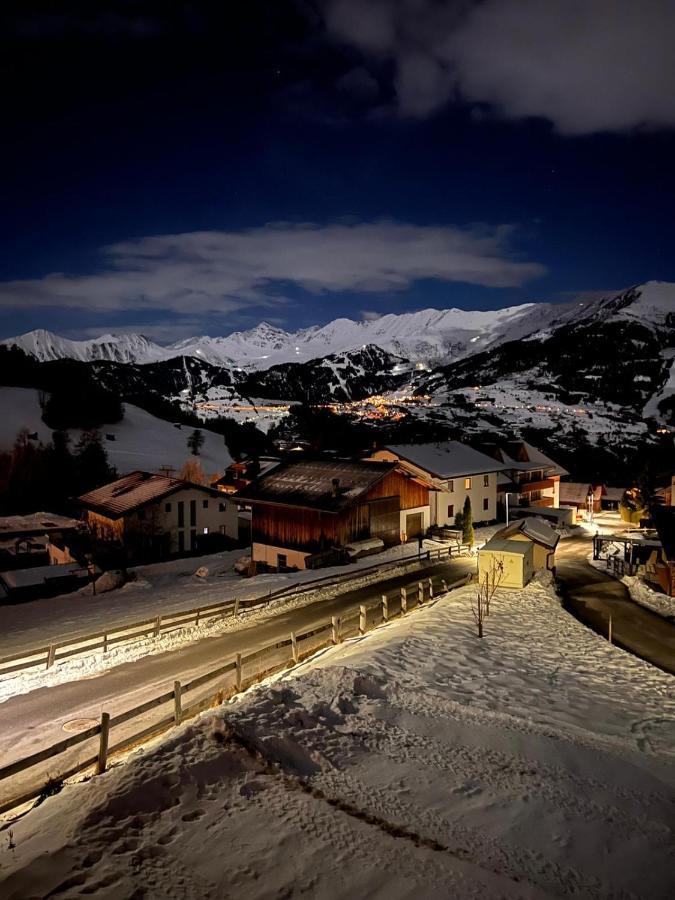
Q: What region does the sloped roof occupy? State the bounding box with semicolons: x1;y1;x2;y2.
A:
384;442;510;479
559;482;594;505
485;441;568;477
498;517;560;549
480;538;532;556
603;486;627;502
236;459;416;513
0;512;78;537
78;471;220;519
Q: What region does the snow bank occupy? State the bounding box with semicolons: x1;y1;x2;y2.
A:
2;577;673;898
588;554;675;620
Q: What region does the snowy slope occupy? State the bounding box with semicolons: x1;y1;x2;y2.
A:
1;575;673;898
0;387;231;475
0;329;170;365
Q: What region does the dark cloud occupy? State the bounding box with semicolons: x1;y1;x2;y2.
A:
320;0;675;134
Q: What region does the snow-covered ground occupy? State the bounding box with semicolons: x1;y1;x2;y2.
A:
588;554;675;620
2;574;673;898
0;387;232;475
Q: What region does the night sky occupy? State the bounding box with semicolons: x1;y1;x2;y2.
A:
3;1;675;342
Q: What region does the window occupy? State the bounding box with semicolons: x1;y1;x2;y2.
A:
165;502;172;513
219;525;226;535
219;502;226;512
203;527;209;535
190;529;197;549
464;477;472;490
483;474;489;487
190;500;197;527
277;553;287;570
202;499;208;509
178;531;185;553
177;501;184;528
448;480;454;492
447;504;454;518
483;498;489;511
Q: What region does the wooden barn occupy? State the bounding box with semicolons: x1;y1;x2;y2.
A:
236;459;432;570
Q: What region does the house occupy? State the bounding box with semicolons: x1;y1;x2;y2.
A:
480;441;568;510
559;482;602;518
77;471;238;559
0;512;79;570
368;442;509;527
492;517;559;571
648;506;675;597
600;486;627;511
478;538;534;589
215;457;281;495
508;505;575;527
235;459;433;570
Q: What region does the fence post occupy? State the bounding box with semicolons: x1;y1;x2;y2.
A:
235;653;242;691
401;587;407;614
234;597;240;617
46;644;56;669
174;680;182;724
382;594;388;622
608;616;613;645
331;616;340;644
103;633;108;654
359;605;367;635
195;609;201;626
291;631;299;663
96;712;110;775
418;582;424;605
428;577;433;600
154;615;161;638
442;578;448;592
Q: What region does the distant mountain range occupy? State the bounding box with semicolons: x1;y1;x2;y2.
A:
2;282;674;463
1;296;604;370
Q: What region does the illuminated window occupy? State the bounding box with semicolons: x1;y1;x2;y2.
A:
464;477;472;490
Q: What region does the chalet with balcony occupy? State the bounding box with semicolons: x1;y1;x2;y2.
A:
235;459;433;570
480;441;568;511
368;442;509;528
78;471;238;559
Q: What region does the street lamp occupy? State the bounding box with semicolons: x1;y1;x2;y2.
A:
505;491;519;526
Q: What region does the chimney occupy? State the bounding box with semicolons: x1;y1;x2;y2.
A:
331;477;340;497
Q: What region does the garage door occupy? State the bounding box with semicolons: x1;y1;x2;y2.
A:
405;512;423;540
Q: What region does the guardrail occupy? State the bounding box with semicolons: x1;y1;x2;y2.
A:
0;572;470;818
0;550;432;680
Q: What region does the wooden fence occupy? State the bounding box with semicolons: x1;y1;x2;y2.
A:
0;551;430;680
0;572;470;818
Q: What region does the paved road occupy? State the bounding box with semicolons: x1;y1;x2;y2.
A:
0;557;473;808
556;538;675;675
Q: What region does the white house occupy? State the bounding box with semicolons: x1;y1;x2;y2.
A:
479;441;568;511
78;471;239;558
369;442;510;527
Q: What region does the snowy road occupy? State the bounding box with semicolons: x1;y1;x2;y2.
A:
556;538;675;674
0;558;472;809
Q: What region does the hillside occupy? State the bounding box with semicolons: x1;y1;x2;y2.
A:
0;387;232;475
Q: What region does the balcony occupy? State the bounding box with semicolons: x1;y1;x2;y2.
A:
519;478;554;493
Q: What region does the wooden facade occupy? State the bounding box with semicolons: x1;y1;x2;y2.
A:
250;468;429;555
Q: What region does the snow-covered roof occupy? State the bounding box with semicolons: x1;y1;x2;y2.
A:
236;459;402;513
498;517;560;549
603;486;627;502
0;512;79;537
559;482;595;505
384;442;510;479
480;538;532;556
487;441;568;477
78;471;222;519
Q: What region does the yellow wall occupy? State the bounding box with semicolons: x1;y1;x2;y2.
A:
506;532;555;570
478;547;533;588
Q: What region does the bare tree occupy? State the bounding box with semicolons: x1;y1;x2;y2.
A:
472;558;504;638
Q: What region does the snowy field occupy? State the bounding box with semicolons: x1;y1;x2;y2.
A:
2;575;673;899
0;387;232;475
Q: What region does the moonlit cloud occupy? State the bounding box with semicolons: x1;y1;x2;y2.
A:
0;221;545;317
321;0;675;134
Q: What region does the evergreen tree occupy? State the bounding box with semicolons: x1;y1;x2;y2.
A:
74;430;116;493
187;429;205;456
462;495;474;547
4;429;47;513
43;431;76;512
